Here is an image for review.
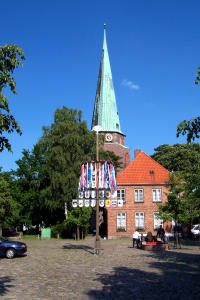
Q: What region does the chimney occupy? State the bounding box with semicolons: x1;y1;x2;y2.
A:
134;149;141;158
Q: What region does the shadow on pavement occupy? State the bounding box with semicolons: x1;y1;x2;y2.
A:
147;248;200;264
0;276;14;296
87;251;200;300
63;243;94;254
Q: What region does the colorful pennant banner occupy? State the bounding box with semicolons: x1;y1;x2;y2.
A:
78;161;117;191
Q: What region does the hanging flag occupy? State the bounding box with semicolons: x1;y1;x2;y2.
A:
84;199;90;207
79;199;84;207
85;190;90;199
72;199;78;207
91;199;96;207
99;190;104;199
111;199;117;207
111;190;117;199
99;199;105;207
86;162;89;189
118;199;123;207
91;190;96;199
101;163;104;189
92;162;96;188
105;199;111;207
98;163;101;188
79;191;84;199
104;161;108;189
88;162;92;188
106;191;111;199
111;164;117;190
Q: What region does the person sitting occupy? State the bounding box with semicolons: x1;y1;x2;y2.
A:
132;230;140;248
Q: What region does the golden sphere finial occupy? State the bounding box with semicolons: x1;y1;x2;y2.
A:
104;23;106;28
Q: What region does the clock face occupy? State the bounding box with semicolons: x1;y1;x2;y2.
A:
105;133;113;142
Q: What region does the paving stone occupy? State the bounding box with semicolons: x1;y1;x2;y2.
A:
0;238;199;299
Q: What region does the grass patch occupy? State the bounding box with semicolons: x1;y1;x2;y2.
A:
23;234;38;240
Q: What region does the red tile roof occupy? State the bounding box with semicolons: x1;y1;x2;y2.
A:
117;151;170;184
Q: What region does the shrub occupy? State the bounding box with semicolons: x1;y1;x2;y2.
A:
51;221;76;239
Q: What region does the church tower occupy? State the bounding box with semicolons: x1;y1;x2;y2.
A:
92;26;130;172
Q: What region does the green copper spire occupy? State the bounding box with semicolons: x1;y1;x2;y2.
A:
92;26;122;134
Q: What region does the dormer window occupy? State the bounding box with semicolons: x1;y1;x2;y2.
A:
116;123;119;129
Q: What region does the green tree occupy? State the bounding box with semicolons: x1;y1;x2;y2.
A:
152;143;200;226
66;207;92;240
157;175;185;245
177;67;200;142
0;172;18;234
151;143;200;176
13;145;47;228
158;175;185;224
177;118;200;143
182;170;200;226
0;44;25;152
38;106;97;223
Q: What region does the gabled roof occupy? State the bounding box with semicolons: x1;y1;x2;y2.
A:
91;27;122;134
117;151;170;184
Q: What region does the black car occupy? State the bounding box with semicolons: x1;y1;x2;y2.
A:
0;236;27;259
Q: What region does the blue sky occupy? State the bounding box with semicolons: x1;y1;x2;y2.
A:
1;0;200;171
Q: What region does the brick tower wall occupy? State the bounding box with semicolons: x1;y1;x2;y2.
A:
100;132;130;174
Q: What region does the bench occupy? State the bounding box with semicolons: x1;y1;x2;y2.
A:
142;242;168;251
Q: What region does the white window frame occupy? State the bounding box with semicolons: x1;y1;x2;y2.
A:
152;189;162;202
135;212;145;230
117;189;126;203
134;189;144;202
117;212;127;231
153;212;163;230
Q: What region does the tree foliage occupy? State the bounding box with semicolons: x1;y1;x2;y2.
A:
151;143;200;176
195;66;200;85
66;207;92;239
177;118;200;143
177;67;200;142
157;175;185;224
0;172;18;226
13;145;47;227
152;143;200;225
38;106;97;217
0;44;25;152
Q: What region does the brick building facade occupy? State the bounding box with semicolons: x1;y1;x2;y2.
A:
106;150;172;239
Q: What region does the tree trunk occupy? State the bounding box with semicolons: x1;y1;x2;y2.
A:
77;225;80;240
64;202;68;220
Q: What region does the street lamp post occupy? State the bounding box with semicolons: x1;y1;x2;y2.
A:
93;125;101;255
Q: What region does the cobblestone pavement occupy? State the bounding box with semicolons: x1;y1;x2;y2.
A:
0;238;200;300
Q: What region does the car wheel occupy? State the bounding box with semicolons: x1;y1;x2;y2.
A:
6;248;16;259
